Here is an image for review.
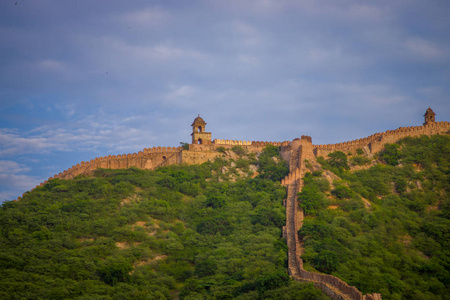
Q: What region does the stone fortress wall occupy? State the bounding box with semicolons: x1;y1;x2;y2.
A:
15;110;450;299
213;139;289;147
314;121;450;157
278;116;449;299
281;136;382;300
17;146;182;200
18;112;449;203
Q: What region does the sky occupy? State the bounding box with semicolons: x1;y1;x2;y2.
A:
1;0;450;202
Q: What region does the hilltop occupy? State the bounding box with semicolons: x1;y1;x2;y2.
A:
19;108;450;200
3;108;450;299
295;134;450;299
0;146;329;299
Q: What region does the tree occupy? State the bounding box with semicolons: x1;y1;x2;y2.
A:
180;142;190;150
298;185;328;215
379;144;400;166
327;151;349;171
194;259;217;277
97;258;132;286
258;145;289;181
313;250;339;274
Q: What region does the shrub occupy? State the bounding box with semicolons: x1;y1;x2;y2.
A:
379;144;401;166
97;258;133;286
216;146;226;153
351;156;371;166
331;185;353;199
313;250;339;274
236;158;250;169
327;151;349;171
298;186;329;215
231;146;246;156
194;259;217;277
258;145;289;181
180;142;190;150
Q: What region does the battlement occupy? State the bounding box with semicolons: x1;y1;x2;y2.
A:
17;110;450;207
214;139;252;146
17;146;183;201
213;139;289;147
314;121;450;157
14;110;448;299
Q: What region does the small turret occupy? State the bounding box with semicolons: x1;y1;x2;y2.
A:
191;115;212;145
423;107;436;126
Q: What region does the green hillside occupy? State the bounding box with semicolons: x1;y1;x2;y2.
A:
299;134;450;299
0;146;327;300
2;135;449;300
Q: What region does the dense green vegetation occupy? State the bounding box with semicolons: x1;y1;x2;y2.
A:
300;135;450;299
0;146;326;299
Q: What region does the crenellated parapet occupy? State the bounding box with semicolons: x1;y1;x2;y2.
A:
213;139;252;146
281;168;301;186
16;112;449;214
17;146;183;201
251;141;287;147
283;139;382;299
314;121;450;157
212;139;290;147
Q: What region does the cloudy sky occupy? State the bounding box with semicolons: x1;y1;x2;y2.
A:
1;0;449;201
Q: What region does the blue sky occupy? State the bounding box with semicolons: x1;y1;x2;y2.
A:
1;0;449;201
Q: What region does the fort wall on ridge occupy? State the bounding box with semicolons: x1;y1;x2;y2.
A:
15;110;449;299
17;110;450;210
314;121;450;157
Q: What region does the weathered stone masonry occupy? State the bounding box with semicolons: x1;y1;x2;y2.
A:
17;109;450;299
278;108;449;299
281;136;382;300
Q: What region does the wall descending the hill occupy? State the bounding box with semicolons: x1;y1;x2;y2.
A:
281;136;382;300
15;111;449;298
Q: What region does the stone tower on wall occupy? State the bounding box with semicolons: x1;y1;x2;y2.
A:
424;107;436;126
191;115;212;145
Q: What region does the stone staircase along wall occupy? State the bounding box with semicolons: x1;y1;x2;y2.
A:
281;137;382;300
14;113;449;299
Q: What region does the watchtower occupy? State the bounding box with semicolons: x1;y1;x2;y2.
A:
424;107;436;126
191;115;212;145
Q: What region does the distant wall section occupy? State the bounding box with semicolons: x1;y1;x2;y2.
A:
17;146;182;201
314;122;450;157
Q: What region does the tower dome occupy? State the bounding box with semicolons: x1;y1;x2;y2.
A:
191;115;212;145
191;115;206;127
423;107;436;126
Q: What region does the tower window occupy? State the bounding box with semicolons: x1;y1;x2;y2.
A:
198;126;202;132
198;138;203;145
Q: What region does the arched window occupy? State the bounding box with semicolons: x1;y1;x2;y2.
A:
198;126;202;132
198;138;203;145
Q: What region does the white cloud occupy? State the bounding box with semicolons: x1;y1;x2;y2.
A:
231;21;263;47
0;160;30;174
0;160;41;202
238;54;259;66
168;85;196;99
0;111;167;160
346;4;385;21
0;128;57;156
119;7;171;28
37;59;68;72
405;38;445;60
